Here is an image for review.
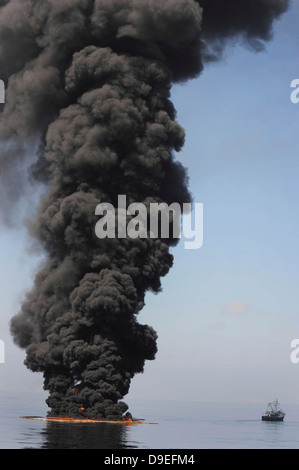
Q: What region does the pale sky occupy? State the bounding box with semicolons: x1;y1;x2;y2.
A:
0;1;298;411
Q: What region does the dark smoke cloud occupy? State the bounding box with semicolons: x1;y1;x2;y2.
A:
1;0;288;419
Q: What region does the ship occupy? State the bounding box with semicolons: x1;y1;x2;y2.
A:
261;399;285;421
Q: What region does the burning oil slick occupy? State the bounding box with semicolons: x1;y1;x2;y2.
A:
0;0;288;419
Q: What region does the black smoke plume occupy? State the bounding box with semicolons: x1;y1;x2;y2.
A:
1;0;288;419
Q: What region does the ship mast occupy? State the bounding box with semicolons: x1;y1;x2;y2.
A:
268;399;279;414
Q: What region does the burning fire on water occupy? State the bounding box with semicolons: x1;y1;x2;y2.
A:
45;415;135;425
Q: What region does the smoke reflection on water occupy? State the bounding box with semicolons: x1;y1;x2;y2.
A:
16;420;141;449
39;422;136;450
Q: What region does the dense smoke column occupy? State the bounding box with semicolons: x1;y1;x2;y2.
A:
6;0;201;419
23;48;191;418
0;0;288;419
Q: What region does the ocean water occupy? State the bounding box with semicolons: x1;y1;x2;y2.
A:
0;391;299;449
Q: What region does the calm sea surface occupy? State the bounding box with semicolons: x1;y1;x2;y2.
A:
0;392;299;449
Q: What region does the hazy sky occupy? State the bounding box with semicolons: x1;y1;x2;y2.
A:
0;1;298;410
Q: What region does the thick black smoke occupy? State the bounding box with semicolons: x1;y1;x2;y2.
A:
1;0;288;419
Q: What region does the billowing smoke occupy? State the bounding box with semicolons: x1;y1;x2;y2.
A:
1;0;288;419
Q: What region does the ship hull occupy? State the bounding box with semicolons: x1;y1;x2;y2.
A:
262;416;284;421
